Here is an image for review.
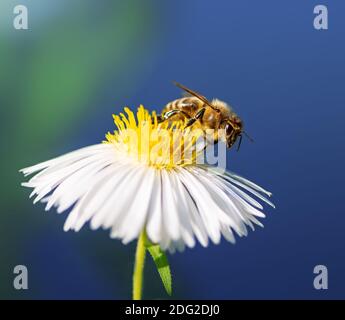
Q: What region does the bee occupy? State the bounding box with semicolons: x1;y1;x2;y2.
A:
157;82;252;150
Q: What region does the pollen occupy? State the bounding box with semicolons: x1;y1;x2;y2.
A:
104;105;204;169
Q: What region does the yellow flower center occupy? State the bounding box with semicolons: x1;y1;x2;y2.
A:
104;106;204;169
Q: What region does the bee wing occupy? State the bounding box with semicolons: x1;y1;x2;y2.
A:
173;81;219;112
181;91;193;98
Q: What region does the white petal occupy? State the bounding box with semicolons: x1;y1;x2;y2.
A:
119;167;155;244
20;144;111;176
21;141;274;251
177;168;222;244
90;164;141;231
161;170;181;243
63;162;129;231
191;167;248;237
168;170;195;248
146;171;163;244
46;154;115;212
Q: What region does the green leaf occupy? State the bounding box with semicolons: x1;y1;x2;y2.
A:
145;240;172;296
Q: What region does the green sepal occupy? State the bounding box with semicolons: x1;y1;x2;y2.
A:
145;237;172;296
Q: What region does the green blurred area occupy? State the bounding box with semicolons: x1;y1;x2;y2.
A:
0;0;162;298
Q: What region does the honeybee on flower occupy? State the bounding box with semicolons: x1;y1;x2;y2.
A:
20;88;274;300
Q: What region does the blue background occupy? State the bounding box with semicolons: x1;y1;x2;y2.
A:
0;0;344;299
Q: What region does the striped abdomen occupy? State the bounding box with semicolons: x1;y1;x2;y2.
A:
162;97;204;120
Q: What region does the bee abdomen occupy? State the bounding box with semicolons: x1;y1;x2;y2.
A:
163;97;200;114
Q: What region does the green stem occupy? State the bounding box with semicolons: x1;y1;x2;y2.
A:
132;230;146;300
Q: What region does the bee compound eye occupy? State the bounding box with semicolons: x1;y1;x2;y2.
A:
225;123;233;135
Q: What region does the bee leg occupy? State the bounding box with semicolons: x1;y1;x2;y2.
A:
157;109;191;123
155;114;164;123
185;107;206;128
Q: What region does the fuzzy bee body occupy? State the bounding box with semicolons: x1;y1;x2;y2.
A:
158;83;245;149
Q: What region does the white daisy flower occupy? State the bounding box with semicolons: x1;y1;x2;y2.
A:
20;105;274;253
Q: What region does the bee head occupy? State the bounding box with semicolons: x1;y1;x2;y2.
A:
223;118;253;151
223;120;242;149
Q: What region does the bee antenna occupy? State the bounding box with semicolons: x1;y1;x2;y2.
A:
237;134;243;151
243;131;254;143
